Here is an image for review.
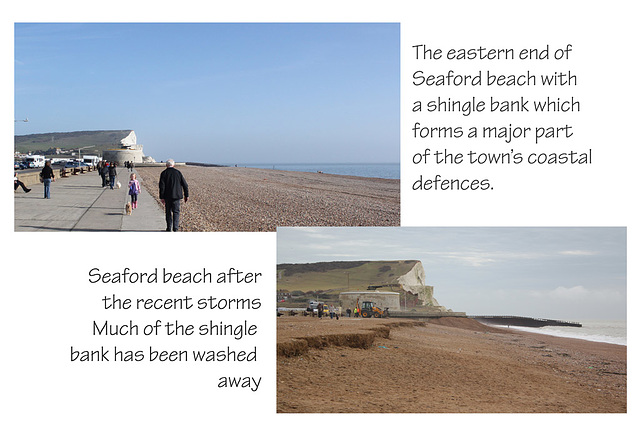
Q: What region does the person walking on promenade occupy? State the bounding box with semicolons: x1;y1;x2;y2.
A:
39;160;55;199
98;161;107;187
128;173;141;209
108;162;118;189
14;172;31;193
159;159;189;232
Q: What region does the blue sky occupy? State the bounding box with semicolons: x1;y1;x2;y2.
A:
14;23;399;164
277;227;627;320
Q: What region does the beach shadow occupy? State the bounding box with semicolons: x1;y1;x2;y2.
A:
70;228;122;232
59;185;105;190
15;225;73;231
13;195;45;200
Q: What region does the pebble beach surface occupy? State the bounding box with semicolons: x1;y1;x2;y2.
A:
136;165;400;231
277;317;626;413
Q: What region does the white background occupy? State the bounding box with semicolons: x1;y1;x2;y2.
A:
3;0;637;425
400;2;636;226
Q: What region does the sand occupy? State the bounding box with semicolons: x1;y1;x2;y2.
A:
277;316;626;413
136;166;400;231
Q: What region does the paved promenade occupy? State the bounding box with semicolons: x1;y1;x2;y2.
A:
14;168;166;232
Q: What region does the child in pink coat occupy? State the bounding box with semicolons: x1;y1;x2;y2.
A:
128;173;141;209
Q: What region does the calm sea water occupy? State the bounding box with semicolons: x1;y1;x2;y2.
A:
234;163;400;180
507;319;626;346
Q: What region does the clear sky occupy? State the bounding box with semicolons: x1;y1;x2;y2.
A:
277;227;627;320
14;23;399;164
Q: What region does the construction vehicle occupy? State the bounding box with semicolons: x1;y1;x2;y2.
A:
357;299;389;318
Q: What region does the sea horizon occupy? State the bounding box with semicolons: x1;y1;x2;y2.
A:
229;162;400;180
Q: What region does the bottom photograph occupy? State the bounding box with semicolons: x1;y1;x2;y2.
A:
275;227;626;413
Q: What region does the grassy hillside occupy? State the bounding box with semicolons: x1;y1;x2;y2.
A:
15;130;132;155
277;260;419;293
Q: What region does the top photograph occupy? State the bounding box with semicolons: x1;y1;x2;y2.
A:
14;23;400;232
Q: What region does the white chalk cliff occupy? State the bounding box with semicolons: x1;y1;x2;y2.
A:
119;130;138;148
396;261;447;310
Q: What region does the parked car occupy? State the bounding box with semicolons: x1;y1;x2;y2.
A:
64;161;90;168
14;162;26;170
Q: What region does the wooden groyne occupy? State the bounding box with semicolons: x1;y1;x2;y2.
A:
470;315;582;328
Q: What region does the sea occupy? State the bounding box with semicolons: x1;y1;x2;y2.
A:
233;163;400;180
504;319;627;346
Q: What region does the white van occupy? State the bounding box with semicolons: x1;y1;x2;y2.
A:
24;155;46;168
82;156;102;166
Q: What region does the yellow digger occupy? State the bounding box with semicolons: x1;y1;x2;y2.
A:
357;299;389;318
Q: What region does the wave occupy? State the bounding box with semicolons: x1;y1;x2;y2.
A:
505;319;626;346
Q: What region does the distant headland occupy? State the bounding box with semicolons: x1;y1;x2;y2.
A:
14;130;155;164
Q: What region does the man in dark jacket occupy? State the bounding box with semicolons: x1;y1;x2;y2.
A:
108;162;118;189
40;160;55;199
159;159;189;231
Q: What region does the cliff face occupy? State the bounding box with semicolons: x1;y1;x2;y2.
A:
120;130;138;148
396;261;443;308
276;259;456;312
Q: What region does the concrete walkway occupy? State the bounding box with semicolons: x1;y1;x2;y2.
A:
14;168;166;232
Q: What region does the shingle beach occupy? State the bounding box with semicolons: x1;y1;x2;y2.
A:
136;165;400;231
277;317;626;413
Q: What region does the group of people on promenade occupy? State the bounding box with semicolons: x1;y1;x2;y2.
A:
15;158;189;232
96;158;189;231
96;161;141;211
97;160;119;189
114;158;190;231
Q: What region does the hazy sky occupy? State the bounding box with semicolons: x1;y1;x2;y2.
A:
14;23;399;164
277;227;627;320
